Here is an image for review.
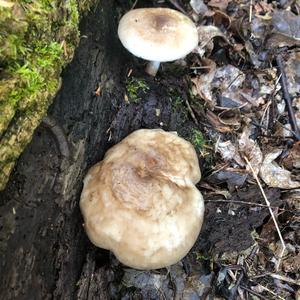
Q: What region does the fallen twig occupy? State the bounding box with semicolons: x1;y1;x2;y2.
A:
185;98;199;125
269;273;300;286
204;199;291;210
131;0;138;9
244;156;286;271
249;0;253;23
240;285;269;300
167;0;187;15
276;55;300;140
41;116;70;159
228;270;244;300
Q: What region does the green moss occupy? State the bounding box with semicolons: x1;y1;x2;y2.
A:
126;77;149;103
189;128;212;160
168;88;188;121
173;96;188;119
194;251;211;261
78;0;96;13
0;0;97;191
7;42;63;110
190;129;206;152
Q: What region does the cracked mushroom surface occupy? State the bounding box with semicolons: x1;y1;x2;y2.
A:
80;129;204;270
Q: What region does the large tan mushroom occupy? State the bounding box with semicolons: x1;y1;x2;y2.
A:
80;129;204;270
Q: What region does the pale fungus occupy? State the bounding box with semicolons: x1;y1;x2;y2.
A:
118;8;199;76
80;129;204;270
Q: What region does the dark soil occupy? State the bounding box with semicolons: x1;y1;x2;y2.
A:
0;1;286;299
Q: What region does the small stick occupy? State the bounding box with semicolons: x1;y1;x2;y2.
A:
240;285;269;300
167;0;187;15
247;283;286;300
244;156;286;271
251;272;300;286
229;271;244;300
276;55;300;140
41;116;70;159
269;273;300;286
185;98;199;125
204;199;290;210
249;0;253;23
131;0;138;9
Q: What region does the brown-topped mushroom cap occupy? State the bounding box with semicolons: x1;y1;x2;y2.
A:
80;129;204;270
118;8;199;62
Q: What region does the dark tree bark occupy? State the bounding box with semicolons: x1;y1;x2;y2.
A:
0;2;124;299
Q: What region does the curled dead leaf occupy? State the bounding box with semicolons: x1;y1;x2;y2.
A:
260;150;300;189
217;109;242;129
238;128;263;175
284;52;300;97
217;140;244;166
197;25;230;55
206;110;233;132
207;0;229;11
267;10;300;48
190;0;208;16
191;59;216;105
213;10;231;29
282;144;300;170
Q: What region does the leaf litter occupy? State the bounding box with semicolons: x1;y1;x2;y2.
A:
188;0;300;298
107;1;300;299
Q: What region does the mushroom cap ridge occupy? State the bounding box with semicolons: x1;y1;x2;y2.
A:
80;129;204;270
118;8;199;62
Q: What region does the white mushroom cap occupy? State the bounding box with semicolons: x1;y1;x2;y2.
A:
80;129;204;270
118;8;199;62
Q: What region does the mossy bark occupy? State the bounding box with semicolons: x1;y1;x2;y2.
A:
0;0;96;191
0;1;123;298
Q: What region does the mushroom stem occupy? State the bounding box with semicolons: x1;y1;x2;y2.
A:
145;61;161;76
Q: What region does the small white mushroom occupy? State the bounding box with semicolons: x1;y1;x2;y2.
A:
80;129;205;270
118;8;199;76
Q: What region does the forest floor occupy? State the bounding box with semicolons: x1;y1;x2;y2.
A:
1;0;299;299
106;1;300;298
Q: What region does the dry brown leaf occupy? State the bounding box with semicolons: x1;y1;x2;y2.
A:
199;182;231;198
267;10;300;48
192;64;252;108
191;58;216;104
217;140;244;166
238;128;263;175
284;52;300;97
254;1;273;15
207;0;229;11
213;10;231;29
206;110;233;132
197;25;230;54
282;253;300;273
190;0;208;15
282;144;300;170
213;65;245;91
218;109;242;128
260;150;300;189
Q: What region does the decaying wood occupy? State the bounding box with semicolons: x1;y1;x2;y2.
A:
0;2;125;298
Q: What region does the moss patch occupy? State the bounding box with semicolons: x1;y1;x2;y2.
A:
0;0;96;190
187;128;213;167
125;77;149;103
168;88;188;122
190;129;206;153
